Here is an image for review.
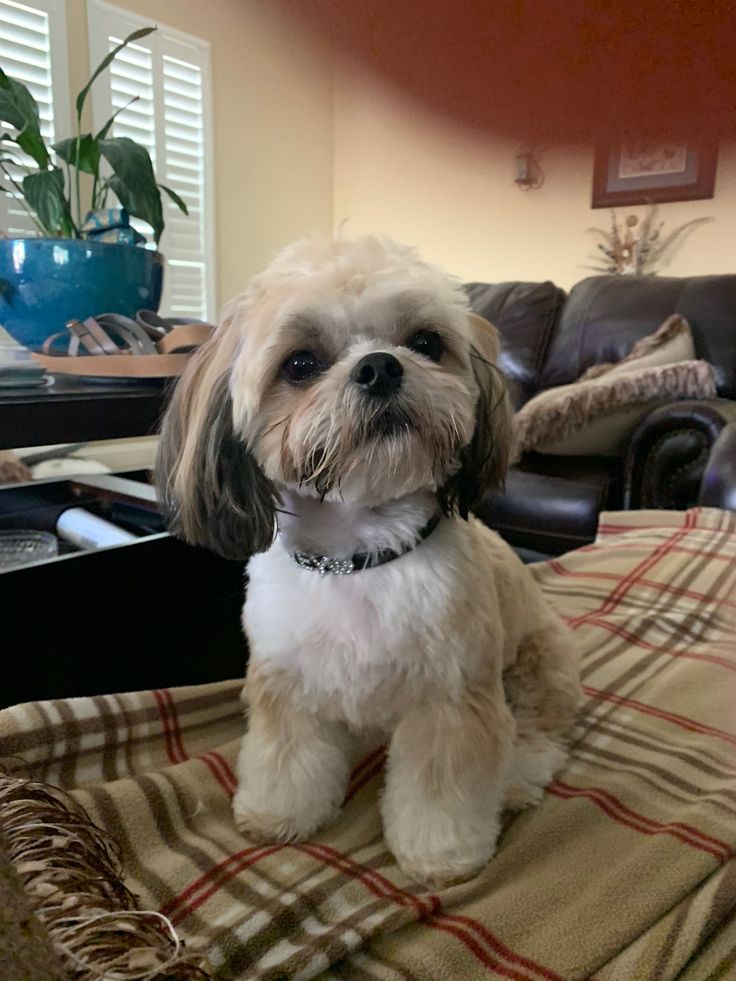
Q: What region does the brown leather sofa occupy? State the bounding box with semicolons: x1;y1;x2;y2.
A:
467;274;736;558
699;422;736;513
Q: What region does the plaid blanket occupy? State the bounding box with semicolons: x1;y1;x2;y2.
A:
1;507;735;980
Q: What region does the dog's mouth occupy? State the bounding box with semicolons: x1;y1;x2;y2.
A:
364;404;415;440
294;404;417;495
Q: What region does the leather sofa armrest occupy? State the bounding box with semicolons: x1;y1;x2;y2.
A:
698;421;736;512
623;399;736;510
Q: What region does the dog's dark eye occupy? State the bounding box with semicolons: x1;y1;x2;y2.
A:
406;329;444;363
282;350;325;383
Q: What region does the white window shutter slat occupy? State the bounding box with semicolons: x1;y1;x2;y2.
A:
0;0;70;238
87;0;215;322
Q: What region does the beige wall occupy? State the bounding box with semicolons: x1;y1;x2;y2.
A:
59;7;734;307
334;71;736;289
64;0;334;310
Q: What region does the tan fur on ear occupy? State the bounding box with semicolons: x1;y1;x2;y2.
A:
155;313;278;560
438;314;512;517
468;313;502;364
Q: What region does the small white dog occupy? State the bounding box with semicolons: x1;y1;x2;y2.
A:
157;236;581;887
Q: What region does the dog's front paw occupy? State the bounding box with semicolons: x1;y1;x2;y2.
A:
385;807;500;889
395;852;491;890
501;779;545;812
233;787;340;843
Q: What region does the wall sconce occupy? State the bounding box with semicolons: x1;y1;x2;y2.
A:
514;152;544;190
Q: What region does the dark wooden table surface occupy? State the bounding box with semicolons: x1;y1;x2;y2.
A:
0;374;170;449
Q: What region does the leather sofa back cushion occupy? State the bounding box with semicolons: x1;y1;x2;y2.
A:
465;281;566;407
539;275;736;398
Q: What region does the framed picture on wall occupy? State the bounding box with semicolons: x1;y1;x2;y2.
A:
592;143;717;208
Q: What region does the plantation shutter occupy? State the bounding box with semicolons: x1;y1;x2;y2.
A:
87;0;214;321
0;0;70;236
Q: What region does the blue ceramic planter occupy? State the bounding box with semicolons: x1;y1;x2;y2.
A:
0;238;164;350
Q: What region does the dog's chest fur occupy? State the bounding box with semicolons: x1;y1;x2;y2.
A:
243;517;513;730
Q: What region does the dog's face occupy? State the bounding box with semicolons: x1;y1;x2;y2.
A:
157;237;510;559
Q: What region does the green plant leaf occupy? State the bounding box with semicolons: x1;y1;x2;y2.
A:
52;134;100;175
158;183;188;215
0;68;49;168
0;67;40;130
15;126;50;168
107;175;163;244
22;167;68;235
100;137;163;242
95;96;139;142
76;27;156;121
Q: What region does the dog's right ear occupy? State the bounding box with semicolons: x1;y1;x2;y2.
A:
155;334;278;561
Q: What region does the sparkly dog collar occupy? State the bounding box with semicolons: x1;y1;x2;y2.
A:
291;512;442;576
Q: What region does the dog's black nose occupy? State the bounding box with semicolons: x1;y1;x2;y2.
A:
351;352;403;396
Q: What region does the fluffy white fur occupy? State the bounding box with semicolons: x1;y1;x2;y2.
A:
157;236;582;888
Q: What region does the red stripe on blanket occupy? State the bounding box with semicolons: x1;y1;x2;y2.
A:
568;513;696;628
153;689;180;765
345;749;387;803
583;686;736;748
561;783;731;855
434;914;565;981
161;687;188;761
548;560;736;611
549;781;731;861
349;746;386;785
164;836;560;979
424;920;541;981
570;540;736;564
161;844;283;923
582;618;736;673
155;690;236;795
209;750;237;789
595;512;703;536
301;843;563;981
199;752;236;796
597;523;669;534
297;842;437;916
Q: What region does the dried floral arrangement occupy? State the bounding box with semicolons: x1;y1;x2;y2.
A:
586;206;712;275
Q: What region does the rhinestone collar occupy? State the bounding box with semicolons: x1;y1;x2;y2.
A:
291;512;442;576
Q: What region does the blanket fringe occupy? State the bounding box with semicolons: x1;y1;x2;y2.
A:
0;767;209;980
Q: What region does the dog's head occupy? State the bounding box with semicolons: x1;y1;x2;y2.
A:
156;236;511;559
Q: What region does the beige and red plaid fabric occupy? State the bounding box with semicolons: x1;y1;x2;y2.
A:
1;507;735;980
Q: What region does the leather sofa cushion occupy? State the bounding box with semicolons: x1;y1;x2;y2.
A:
540;275;736;398
465;281;565;407
474;454;622;555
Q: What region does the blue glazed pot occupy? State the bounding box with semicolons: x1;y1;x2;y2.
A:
0;238;164;350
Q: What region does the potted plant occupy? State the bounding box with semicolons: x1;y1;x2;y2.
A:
0;27;188;350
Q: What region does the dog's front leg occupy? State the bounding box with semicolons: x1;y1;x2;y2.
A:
233;667;350;843
382;686;514;888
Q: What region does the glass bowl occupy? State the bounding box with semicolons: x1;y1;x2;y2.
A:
0;530;58;570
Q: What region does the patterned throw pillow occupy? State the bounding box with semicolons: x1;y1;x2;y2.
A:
511;315;716;461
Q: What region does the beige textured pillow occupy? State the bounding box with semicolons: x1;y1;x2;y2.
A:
511;316;716;462
578;314;695;380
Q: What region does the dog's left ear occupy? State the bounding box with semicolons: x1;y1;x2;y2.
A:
155;327;278;561
439;313;512;518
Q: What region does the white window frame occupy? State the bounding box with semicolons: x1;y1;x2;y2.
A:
0;0;71;235
86;0;216;320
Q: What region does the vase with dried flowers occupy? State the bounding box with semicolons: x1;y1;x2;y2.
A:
586;206;711;276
